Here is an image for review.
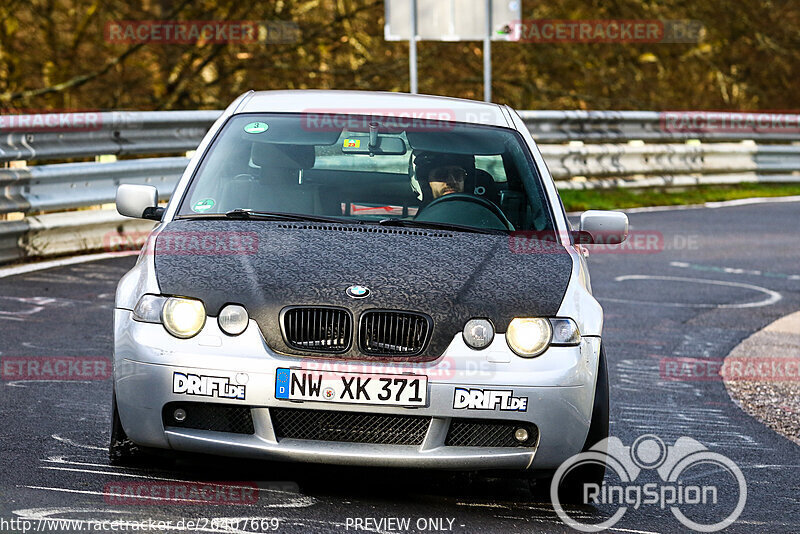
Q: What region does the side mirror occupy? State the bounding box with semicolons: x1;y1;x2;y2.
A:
116;184;163;221
578;210;629;244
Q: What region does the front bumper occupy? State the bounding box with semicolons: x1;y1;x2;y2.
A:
113;309;601;471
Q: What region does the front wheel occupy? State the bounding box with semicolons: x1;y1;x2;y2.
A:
109;390;145;466
531;345;609;502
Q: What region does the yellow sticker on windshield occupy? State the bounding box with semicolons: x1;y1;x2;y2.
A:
343;138;361;148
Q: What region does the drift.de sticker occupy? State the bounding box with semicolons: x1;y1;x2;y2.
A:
173;372;246;400
453;388;528;411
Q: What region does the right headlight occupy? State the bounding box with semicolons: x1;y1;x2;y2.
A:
162;297;206;339
506;317;552;357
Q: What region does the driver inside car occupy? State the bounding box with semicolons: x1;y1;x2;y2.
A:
429;164;468;199
413;151;475;202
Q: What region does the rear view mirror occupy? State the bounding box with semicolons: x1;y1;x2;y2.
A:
116;184;162;220
578;210;629;244
341;135;407;155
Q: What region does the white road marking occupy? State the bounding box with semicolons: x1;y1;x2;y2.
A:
0;251;138;279
606;275;782;309
52;434;105;451
607;528;662;534
40;465;203;481
670;261;800;281
44;455;154;470
14;507;129;519
567;195;800;216
703;195;800;208
5;379;104;388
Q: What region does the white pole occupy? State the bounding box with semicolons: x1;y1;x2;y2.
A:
410;0;418;94
483;0;492;102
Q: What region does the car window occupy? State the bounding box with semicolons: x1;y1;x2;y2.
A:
475;155;507;183
177;113;554;233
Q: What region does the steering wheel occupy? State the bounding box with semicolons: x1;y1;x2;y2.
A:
416;193;514;231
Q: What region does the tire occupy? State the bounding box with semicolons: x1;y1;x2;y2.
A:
531;345;609;502
108;390;145;466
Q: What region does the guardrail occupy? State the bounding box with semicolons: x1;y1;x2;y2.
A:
1;109;799;265
518;110;800;143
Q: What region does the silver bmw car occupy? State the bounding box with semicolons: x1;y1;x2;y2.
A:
111;90;628;492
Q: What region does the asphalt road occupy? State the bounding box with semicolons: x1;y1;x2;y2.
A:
1;199;798;534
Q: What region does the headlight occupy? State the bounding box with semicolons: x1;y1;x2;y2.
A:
462;318;494;350
132;295;166;323
218;304;249;336
162;297;206;339
506;317;552;357
550;318;581;345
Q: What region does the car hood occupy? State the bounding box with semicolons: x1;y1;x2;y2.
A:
154;219;574;360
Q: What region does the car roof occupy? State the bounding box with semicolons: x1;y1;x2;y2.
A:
235;90;512;127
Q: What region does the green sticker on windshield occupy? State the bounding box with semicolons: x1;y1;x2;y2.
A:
244;121;269;134
192;198;215;212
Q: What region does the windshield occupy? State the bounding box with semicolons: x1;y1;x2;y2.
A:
177;113;554;234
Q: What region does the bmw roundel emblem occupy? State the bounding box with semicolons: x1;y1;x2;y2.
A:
346;285;370;299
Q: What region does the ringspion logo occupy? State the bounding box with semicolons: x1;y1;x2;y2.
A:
552;434;746;532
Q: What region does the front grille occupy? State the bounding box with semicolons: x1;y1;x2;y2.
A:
282;306;352;353
271;408;429;445
445;419;538;447
359;310;431;356
162;402;254;435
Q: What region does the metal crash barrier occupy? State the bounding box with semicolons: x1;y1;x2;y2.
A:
1;109;798;264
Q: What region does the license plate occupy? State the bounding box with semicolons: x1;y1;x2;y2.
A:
275;368;427;407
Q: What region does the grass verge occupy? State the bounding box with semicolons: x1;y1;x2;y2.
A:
558;183;800;212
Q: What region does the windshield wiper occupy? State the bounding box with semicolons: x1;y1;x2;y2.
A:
178;209;354;224
377;218;506;235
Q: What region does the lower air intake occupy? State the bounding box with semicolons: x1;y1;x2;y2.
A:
162;402;255;435
270;408;429;445
445;419;538;447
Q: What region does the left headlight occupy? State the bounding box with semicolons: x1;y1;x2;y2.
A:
162;297;206;339
505;317;582;358
550;318;581;345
